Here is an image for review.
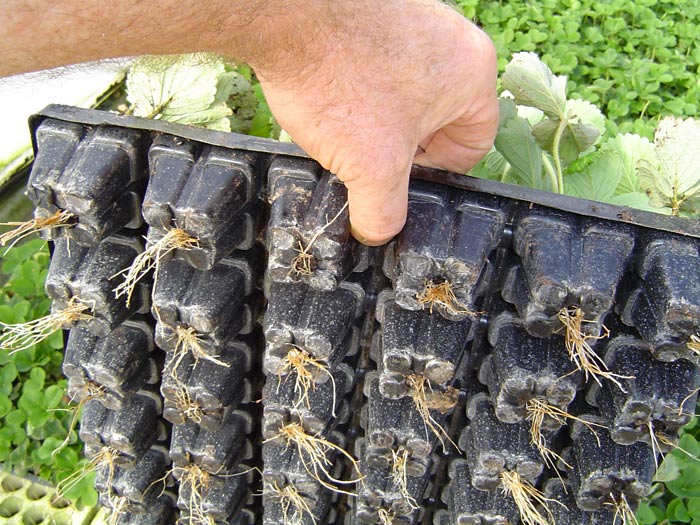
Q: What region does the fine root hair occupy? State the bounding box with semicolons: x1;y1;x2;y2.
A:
57;446;118;501
264;421;362;494
405;374;459;452
606;492;639;525
377;508;396;525
113;227;198;307
0;296;93;352
171;379;205;424
557;306;630;390
416;278;479;317
500;470;559;525
688;334;700;355
289;201;348;277
165;325;229;380
171;464;212;525
53;381;107;458
107;495;128;525
391;446;418;511
265;480;317;525
0;209;74;251
277;345;336;416
525;398;603;472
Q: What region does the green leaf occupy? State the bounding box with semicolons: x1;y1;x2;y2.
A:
532;118;600;165
668;463;700;498
654;454;682;482
494;115;546;190
564;148;622;202
635;501;659;524
502;52;567;119
679;434;700;458
668;499;692;523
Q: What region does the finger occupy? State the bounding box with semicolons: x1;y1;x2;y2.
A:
339;153;412;246
414;100;499;173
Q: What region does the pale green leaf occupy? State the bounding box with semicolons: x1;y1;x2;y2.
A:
609;192;671;213
566;99;606;140
564;149;621;202
498;97;517;128
532;118;599;165
638;117;700;213
600;134;655;195
502;52;567;119
494;115;546;190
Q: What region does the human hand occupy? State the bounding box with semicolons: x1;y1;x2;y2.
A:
257;1;499;245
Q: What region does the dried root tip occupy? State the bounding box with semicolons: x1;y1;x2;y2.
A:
525;398;603;471
377;508;396;525
167;326;229;378
500;470;557;525
0;209;74;249
56;446;118;499
172;380;205;424
278;345;336;415
557;306;630;390
266;481;317;525
290;240;317;276
391;447;419;511
113;227;198;307
416;278;478;316
607;493;639;525
265;422;362;493
287;201;349;277
688;334;700;355
175;464;212;525
107;495;128;525
0;296;93;352
54;381;107;459
405;374;459;452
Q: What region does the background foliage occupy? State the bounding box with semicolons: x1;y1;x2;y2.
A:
458;0;700;139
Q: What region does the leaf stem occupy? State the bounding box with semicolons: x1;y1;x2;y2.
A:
552;118;568;193
541;154;558;193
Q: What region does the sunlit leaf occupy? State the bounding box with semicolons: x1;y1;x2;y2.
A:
502;52;567;119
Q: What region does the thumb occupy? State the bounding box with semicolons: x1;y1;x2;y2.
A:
336;149;413;246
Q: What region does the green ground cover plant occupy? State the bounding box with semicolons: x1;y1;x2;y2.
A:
458;0;700;139
0;239;97;508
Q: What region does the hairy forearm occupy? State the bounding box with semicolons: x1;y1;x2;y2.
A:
0;1;338;76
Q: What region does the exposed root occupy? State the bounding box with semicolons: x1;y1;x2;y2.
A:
113;227;198;307
264;422;362;494
678;387;700;417
406;374;459;452
500;470;557;525
557;306;630;390
416;278;478;317
53;382;106;458
0;209;75;250
525;398;603;471
0;296;93;352
655;431;699;462
171;380;205;424
107;495;128;525
277;345;336;416
607;493;639;525
56;446;118;501
377;508;396;525
266;480;317;525
172;464;212;525
391;447;418;511
288;201;348;277
688;334;700;355
165;325;229;380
